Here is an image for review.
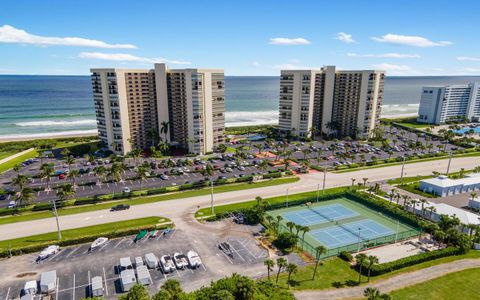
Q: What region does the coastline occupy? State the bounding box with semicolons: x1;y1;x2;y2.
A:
0;131;98;143
0;113;418;143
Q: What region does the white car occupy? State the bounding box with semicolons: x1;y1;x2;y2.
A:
38;245;60;260
7;201;16;209
123;187;131;193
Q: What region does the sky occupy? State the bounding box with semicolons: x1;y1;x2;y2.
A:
0;0;479;76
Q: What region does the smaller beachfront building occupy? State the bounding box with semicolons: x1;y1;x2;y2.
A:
469;197;480;210
419;173;480;197
412;201;480;227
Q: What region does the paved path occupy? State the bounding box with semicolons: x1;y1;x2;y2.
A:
295;258;480;300
0;148;34;165
0;155;478;241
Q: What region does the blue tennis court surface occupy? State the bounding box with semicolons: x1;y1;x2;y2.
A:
282;203;358;226
310;219;394;248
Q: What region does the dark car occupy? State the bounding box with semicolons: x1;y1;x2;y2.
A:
0;194;7;200
111;204;130;211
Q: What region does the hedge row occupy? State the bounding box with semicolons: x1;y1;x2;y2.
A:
362;247;462;276
0;223;171;258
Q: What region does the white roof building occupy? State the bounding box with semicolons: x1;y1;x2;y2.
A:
419;173;480;197
412;200;480;226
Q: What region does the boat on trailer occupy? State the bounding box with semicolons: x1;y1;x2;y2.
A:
90;237;108;251
187;250;202;268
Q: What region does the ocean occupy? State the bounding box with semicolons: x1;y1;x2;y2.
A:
1;75;480;140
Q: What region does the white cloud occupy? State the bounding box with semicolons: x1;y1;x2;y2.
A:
372;33;452;47
269;37;311;45
372;63;418;75
335;32;355;43
347;52;420;58
459;68;480;74
79;52;191;65
0;25;137;49
457;56;480;62
251;61;261;67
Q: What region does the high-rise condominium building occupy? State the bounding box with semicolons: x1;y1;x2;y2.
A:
278;66;385;138
417;83;480;124
91;63;225;155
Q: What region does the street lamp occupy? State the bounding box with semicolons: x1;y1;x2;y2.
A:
316;183;320;202
285;188;289;207
446;152;453;175
400;156;406;185
356;227;362;253
210;179;214;215
322;163;327;195
52;199;62;240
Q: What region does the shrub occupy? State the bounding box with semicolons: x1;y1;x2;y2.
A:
263;172;282;179
338;251;353;262
273;232;297;252
242;207;264;225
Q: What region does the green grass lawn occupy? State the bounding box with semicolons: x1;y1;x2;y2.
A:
389;267;480;299
0;216;169;250
195;186;350;218
397;182;438;198
0;149;39;174
0;177;299;225
274;250;480;291
334;151;480;174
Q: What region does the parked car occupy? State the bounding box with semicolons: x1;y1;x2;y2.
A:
123;187;131;193
111;204;130;211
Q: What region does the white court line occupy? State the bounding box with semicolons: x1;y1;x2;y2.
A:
103;267;109;296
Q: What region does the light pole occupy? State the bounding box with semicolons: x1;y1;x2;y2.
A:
356;227;362;253
285;188;289;207
446;152;453;175
210;179;214;215
400;156;406;185
394;219;400;243
316;183;320;202
52;199;62;240
322;163;327;195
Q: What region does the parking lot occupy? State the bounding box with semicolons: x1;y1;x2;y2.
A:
0;229;211;299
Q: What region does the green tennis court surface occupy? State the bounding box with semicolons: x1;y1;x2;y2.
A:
267;196;419;257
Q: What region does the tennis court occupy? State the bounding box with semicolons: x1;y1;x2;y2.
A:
310;219;394;248
282;203;359;226
266;195;420;258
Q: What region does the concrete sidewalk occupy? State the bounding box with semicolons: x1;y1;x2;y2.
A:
0;148;35;166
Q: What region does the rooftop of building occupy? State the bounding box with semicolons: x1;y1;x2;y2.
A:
421;173;480;187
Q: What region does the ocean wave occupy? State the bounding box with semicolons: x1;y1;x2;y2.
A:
0;130;98;140
225;110;278;127
381;103;419;116
15;119;97;127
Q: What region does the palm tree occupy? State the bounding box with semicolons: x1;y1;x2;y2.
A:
13;164;21;175
40;163;54;191
471;192;478;201
294;224;303;239
258;160;269;174
160;121;170;142
68;169;79;188
275;257;288;284
351;178;356;187
312;245;327;280
65;156;75;170
286;263;298;288
264;259;275;280
12;174;28;192
419;199;428;217
108;163;123;196
60;148;71;158
355;253;368;283
362;177;368;187
286;221;295;233
364;287;380;300
136;165;149;191
93;165;106;185
56;183;75;203
17;187;35;207
129;148;142;168
366;255;379;282
301;225;310;249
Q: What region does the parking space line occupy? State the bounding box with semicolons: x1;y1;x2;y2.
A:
103;267;109;296
56;277;59;300
5;287;10;300
88;270;91;297
218;251;233;264
230;243;247;263
98;240;110;252
65;247;78;258
113;238;125;249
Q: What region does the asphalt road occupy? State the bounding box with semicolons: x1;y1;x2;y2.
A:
0;155;477;241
